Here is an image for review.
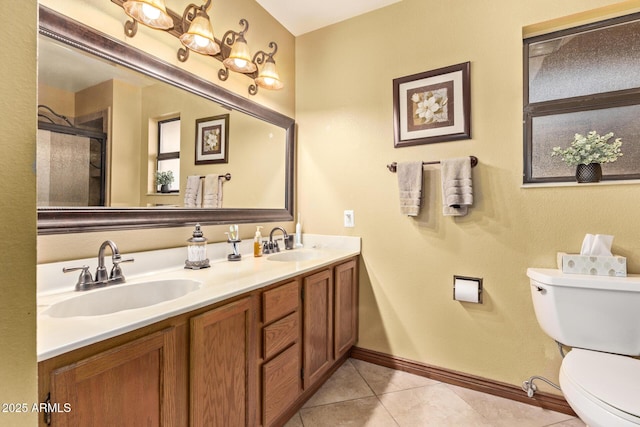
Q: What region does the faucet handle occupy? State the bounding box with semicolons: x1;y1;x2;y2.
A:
110;257;134;282
63;265;93;291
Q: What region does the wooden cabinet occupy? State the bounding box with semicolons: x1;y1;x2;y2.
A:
302;269;333;389
260;280;301;427
39;255;358;427
47;327;179;427
302;259;359;391
334;259;358;359
190;296;256;427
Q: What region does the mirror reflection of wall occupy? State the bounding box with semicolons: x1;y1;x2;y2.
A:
37;35;287;210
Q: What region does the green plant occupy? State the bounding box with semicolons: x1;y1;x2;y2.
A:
155;170;174;186
551;131;623;166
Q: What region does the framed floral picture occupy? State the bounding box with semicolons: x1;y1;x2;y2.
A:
393;62;471;147
195;114;229;164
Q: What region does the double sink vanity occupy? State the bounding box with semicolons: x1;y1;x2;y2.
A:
37;234;360;427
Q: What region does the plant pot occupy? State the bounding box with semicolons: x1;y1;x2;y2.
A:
160;184;170;193
576;163;602;183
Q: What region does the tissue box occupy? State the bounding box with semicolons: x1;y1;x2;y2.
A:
557;252;627;277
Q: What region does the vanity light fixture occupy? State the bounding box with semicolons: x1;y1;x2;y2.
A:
219;21;284;95
177;0;220;61
122;0;174;37
218;19;257;79
113;0;284;96
250;42;284;95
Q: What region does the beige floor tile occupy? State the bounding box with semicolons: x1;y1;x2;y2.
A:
300;396;399;427
282;412;304;427
448;384;575;427
303;359;375;408
546;418;586;427
351;358;441;395
378;383;494;426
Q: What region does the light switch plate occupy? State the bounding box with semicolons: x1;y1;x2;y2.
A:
344;210;354;227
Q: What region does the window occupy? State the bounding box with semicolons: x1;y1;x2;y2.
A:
523;14;640;184
157;118;180;192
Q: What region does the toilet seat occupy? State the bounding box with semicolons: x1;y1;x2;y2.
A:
560;349;640;426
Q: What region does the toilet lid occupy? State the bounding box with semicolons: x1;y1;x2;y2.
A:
562;349;640;417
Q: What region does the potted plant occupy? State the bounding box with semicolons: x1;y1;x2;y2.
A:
155;170;174;193
551;131;623;183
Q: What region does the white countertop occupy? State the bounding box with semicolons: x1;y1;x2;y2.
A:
37;234;360;361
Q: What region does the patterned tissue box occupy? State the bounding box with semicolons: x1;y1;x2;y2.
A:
557;252;627;277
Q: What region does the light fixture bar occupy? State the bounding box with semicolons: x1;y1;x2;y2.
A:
111;0;286;95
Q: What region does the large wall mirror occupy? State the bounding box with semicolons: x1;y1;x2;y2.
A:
37;6;294;234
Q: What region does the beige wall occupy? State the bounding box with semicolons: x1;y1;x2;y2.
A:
296;0;640;392
0;1;38;426
111;80;143;206
38;84;75;117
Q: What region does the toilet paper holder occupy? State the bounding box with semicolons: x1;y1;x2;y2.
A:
453;275;483;304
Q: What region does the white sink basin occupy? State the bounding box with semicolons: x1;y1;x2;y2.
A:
267;250;324;262
43;279;202;318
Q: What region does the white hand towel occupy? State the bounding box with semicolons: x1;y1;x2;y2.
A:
202;174;223;208
441;157;473;217
184;175;202;208
397;161;423;216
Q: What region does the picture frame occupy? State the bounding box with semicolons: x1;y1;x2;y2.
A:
393;62;471;147
195;114;229;164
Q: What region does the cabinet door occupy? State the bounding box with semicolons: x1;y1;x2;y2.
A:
49;328;177;427
302;269;333;389
190;297;256;427
334;259;358;358
262;343;300;426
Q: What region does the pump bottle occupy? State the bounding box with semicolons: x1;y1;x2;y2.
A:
254;226;263;257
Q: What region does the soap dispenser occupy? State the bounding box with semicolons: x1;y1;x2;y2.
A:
254;226;263;257
185;223;210;269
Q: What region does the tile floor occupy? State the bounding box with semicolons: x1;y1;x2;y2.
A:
284;359;585;427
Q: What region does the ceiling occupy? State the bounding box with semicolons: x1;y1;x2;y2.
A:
38;37;156;93
256;0;402;36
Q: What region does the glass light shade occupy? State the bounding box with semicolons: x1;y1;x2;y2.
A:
255;59;284;90
123;0;173;30
223;38;257;73
180;11;220;56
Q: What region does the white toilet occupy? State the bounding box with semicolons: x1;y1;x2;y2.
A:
527;268;640;427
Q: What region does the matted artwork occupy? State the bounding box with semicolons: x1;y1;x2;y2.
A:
393;62;471;147
195;114;229;164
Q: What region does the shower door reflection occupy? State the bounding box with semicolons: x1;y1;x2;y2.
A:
37;107;107;206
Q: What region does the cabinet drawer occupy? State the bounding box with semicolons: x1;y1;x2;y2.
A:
263;312;299;360
263;343;300;427
263;280;299;324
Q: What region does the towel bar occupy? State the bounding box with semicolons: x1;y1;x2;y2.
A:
386;156;478;173
198;173;231;181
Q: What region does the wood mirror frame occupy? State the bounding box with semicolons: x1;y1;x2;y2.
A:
37;6;294;234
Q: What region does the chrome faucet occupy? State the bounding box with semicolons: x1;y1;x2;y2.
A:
63;240;134;291
263;227;294;254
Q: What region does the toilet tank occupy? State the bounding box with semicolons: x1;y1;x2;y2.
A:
527;268;640;356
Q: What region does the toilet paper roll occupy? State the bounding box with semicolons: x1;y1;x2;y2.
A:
454;278;481;303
